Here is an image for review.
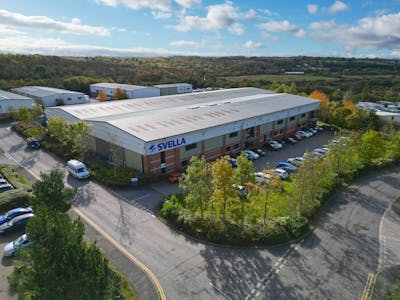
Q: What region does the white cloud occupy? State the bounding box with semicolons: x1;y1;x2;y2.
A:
309;20;336;30
328;1;348;14
174;0;201;9
261;31;282;42
258;8;277;17
169;40;201;48
95;0;171;12
0;35;191;56
172;2;252;35
0;9;110;36
0;25;24;35
307;4;318;14
310;13;400;51
259;20;305;37
152;11;172;19
243;40;265;49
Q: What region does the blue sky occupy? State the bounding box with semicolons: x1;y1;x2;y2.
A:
0;0;399;57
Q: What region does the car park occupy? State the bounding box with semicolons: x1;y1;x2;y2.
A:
253;148;266;156
276;162;298;173
3;234;32;256
26;137;41;150
0;207;33;225
267;140;283;151
243;150;260;160
0;213;34;234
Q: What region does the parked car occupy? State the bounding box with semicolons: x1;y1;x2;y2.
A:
286;137;298;144
267;140;283;151
276;162;298;173
273;168;289;180
315;125;324;131
26;137;41;150
229;157;237;168
253;172;272;184
290;134;302;141
296;131;312;138
243;150;260;160
287;157;305;166
253;148;266;156
312;148;327;157
67;160;90;179
308;127;317;134
0;183;13;193
3;234;32;256
167;172;185;183
0;207;33;226
0;213;34;234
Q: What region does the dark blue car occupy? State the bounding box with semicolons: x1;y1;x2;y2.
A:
0;207;33;225
0;213;34;234
276;162;298;173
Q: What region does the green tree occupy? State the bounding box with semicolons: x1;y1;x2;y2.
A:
179;156;212;218
233;154;254;223
47;117;70;147
30;170;75;212
331;106;352;127
358;130;385;166
69;121;92;160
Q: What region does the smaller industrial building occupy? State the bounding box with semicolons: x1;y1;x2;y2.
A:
46;87;320;175
90;83;160;100
11;86;86;108
376;111;400;124
0;90;34;117
153;83;192;96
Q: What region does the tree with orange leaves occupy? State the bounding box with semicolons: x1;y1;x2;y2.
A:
309;90;330;122
97;90;107;102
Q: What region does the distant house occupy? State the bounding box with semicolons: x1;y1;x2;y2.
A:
153;83;193;96
11;86;86;108
89;83;160;100
0;90;34;117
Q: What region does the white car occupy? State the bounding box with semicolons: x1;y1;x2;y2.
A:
267;140;283;150
253;172;272;184
287;157;305;166
296;131;312;138
3;234;32;256
243;150;260;160
273;168;289;180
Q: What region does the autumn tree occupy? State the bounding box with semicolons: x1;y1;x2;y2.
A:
309;90;330;122
97;90;107;102
211;156;235;221
113;87;127;100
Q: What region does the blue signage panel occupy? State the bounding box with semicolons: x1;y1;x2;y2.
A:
148;137;186;154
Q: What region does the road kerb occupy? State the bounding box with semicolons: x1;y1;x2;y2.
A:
8;158;167;300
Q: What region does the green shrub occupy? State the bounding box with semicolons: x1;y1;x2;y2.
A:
0;165;32;210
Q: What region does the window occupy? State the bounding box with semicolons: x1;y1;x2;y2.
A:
290;116;296;121
226;146;231;152
277;119;284;125
78;96;82;100
67;97;72;101
229;131;238;138
160;152;165;164
301;113;306;118
181;160;188;167
234;144;239;149
185;143;197;151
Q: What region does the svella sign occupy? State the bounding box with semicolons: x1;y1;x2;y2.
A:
148;137;186;153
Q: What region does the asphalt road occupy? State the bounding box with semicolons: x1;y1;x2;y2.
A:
1;125;399;300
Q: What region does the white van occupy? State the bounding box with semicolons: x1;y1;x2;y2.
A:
67;160;90;179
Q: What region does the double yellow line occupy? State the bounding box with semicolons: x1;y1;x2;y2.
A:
20;164;166;300
361;272;377;300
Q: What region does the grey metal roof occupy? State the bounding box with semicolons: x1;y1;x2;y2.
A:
46;88;319;142
11;86;83;98
90;83;154;91
153;83;192;88
0;90;33;101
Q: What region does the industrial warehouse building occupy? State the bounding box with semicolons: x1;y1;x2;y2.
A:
11;86;86;108
153;83;193;96
45;87;320;174
0;90;34;116
90;83;160;100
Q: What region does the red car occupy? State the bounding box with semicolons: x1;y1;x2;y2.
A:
167;172;184;183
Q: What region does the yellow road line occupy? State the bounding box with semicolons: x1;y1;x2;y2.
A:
361;272;377;300
12;160;166;300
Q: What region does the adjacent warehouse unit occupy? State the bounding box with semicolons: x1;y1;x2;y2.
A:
11;86;86;108
0;90;34;116
153;83;193;96
89;83;160;99
46;87;320;174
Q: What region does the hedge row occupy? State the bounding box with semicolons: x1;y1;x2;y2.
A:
0;165;32;210
160;194;309;246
